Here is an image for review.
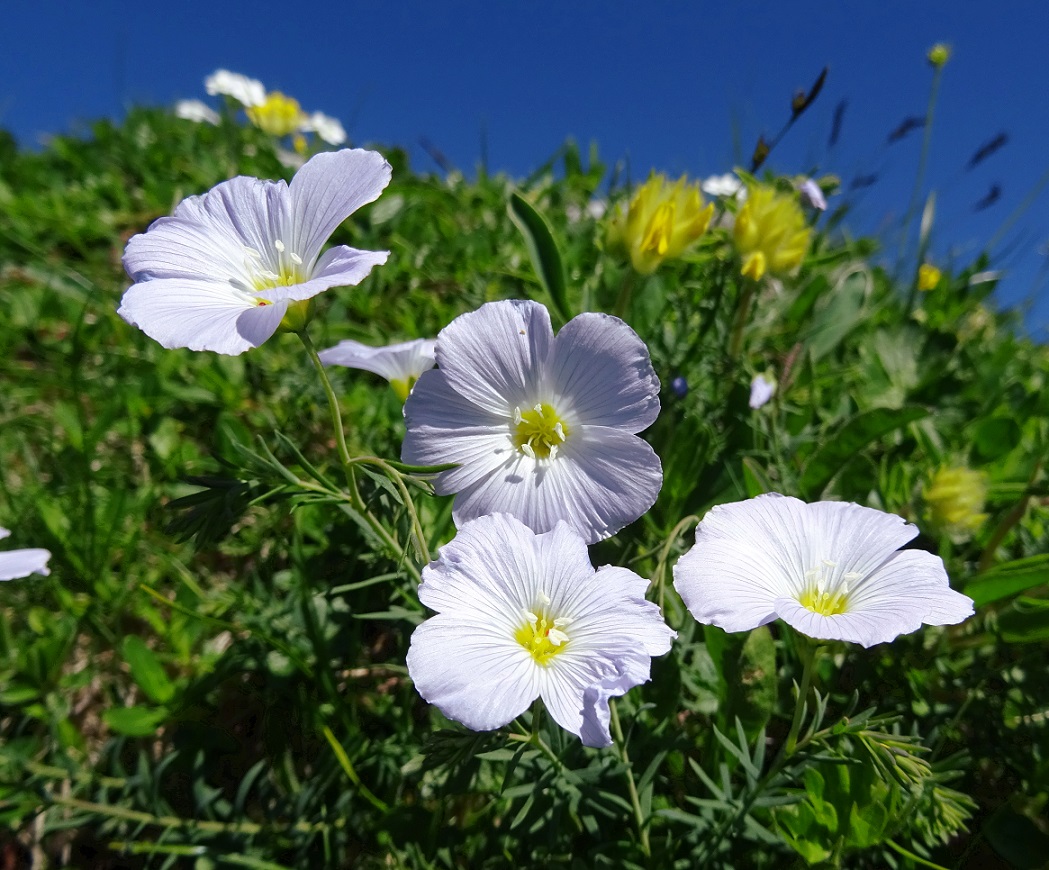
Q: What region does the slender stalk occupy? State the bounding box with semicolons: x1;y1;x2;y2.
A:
785;639;819;756
610;701;651;858
899;62;945;289
886;839;951;870
298;330;420;581
727;278;758;361
612;270;638;319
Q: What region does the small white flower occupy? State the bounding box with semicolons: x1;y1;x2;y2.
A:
701;173;746;200
749;374;776;409
402;300;662;544
798;178;828;211
204;69;266;107
407;513;675;747
0;527;50;581
174;99;220;125
319;337;436;400
673;494;974;647
119;149;392;355
303;111;347;146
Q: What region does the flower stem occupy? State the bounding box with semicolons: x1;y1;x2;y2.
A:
612;269;637;319
727;278;758;361
785;638;819;756
610;700;651;858
298;330;419;580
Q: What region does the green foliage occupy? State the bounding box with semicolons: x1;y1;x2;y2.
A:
0;104;1047;869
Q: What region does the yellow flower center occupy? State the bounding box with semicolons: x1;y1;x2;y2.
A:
512;403;570;460
798;563;855;616
242;240;307;294
514;604;572;666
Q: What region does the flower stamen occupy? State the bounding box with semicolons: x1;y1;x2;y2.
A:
512;403;570;460
516;601;572;665
799;562;850;616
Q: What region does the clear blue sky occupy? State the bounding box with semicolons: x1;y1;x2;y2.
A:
4;1;1048;333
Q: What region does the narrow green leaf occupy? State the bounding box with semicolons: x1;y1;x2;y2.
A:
103;706;168;737
997;598;1049;643
122;636;175;705
799;405;929;497
965;554;1049;608
508;191;571;322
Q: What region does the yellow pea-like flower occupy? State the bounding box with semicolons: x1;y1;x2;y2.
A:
606;173;714;275
733;184;811;281
247;91;307;137
924;466;988;537
918;263;942;292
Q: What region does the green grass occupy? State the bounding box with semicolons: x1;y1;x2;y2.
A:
0;107;1046;868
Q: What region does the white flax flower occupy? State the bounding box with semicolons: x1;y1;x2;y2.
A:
119;149;391;355
174;99;220;125
319;337;436;400
303;111;348;146
401;299;662;543
0;528;50;581
673;494;973;647
407;513;675;747
204;69;266;107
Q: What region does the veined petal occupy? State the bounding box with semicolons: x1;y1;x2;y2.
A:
407;621;540;730
434;300;554;414
580;658;651;748
287;149;392;266
118;278;287;355
673;534;782;632
450;427;661;543
0;548;51;581
319;337;436;383
255;246;389;303
124;177;289;283
546;313;660;431
847;550;974;626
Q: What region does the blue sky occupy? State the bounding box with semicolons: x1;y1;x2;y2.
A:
4;1;1048;333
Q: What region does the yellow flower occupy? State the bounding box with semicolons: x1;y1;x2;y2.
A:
606;173;714;274
918;263;942;291
927;43;951;68
733;184;811;281
247;92;306;137
924;466;988;537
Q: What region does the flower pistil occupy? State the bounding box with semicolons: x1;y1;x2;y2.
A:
798;562;858;616
516;598;573;666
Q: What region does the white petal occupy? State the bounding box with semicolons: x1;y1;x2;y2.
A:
673;533;782;632
287;149;392;266
255;246;389;304
118;278;287;354
0;548;51;581
124;177;289;283
434;300;554;415
0;528;10;540
545;313;660;431
319;337;436;383
579;659;651;748
539;653;621;740
407;621;539;731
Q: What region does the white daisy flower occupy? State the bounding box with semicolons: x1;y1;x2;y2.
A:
319;337;436;400
303;111;348;146
401;299;662;544
0;527;50;581
119;149;392;355
749;373;776;409
174;99;220;125
673;494;974;648
406;513;675;747
204;69;266;107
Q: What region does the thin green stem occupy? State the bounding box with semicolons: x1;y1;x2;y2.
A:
899;63;945;292
885;839;951;870
610;701;651;858
298;330;420;581
727;278;758;362
785;639;819;756
613;269;638;319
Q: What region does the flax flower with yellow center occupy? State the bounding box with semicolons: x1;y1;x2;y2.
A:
606;173;714;274
673;494;973;647
401;300;662;544
733;184;812;281
406;513;675;747
0;528;50;581
119;149;391;354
